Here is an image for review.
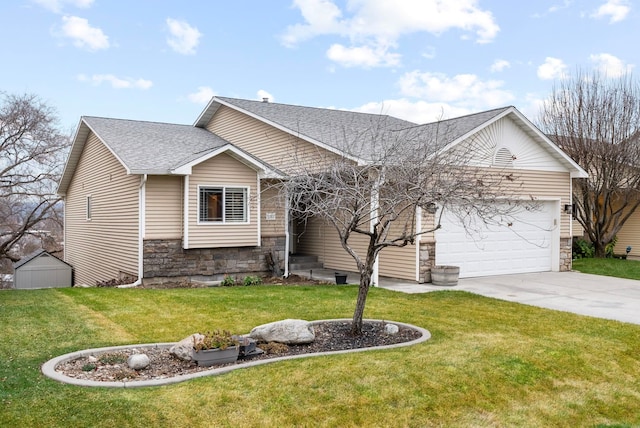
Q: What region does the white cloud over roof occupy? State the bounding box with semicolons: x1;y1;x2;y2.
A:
281;0;499;68
166;18;202;55
77;74;152;90
589;53;634;77
537;57;568;80
591;0;631;23
60;15;109;51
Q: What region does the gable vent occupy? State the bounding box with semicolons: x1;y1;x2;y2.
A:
493;147;514;168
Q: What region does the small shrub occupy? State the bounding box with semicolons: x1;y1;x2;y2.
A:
81;363;97;372
242;275;262;286
605;235;618;258
259;342;289;355
573;238;594;259
98;354;127;365
193;330;239;351
220;276;236;287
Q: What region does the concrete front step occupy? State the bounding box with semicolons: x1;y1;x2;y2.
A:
289;254;323;271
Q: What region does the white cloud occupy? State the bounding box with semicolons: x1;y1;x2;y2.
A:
77;74;152;90
490;59;510;73
537;57;568;80
166;18;202;55
352;98;472;123
60;15;109;51
281;0;499;68
398;71;515;108
589;53;634;77
257;90;274;102
326;43;401;68
33;0;93;13
188;86;215;104
591;0;630;23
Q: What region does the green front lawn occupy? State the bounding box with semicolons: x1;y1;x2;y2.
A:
573;257;640;280
2;285;639;427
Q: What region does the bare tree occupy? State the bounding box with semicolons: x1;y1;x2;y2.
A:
279;120;529;335
0;92;69;264
539;71;640;257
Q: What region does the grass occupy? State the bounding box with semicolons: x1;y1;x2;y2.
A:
1;284;640;427
573;257;640;280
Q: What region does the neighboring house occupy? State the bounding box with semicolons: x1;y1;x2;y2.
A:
57;97;587;286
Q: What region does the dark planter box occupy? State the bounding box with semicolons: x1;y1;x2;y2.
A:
335;272;347;284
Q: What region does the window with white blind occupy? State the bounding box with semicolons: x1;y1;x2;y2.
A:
198;186;248;223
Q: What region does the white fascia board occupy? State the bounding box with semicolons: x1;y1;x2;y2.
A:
193;97;221;128
211;97;363;165
171;145;281;177
82;119;133;175
57;119;91;195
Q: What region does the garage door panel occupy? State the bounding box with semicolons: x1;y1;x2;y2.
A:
435;203;554;278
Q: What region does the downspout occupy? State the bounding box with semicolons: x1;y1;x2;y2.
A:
118;174;147;288
370;172;381;287
415;206;422;283
284;190;290;277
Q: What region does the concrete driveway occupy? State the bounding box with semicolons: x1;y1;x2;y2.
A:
380;271;640;325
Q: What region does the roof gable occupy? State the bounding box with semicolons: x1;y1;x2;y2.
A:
57;117;277;195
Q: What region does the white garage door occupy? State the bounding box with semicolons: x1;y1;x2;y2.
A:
435;202;556;278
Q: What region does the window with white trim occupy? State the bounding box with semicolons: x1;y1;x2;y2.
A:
198;186;248;223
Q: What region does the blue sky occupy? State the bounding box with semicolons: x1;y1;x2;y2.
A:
1;0;637;131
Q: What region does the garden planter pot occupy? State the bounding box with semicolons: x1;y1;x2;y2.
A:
191;346;239;367
335;272;347;284
431;265;460;286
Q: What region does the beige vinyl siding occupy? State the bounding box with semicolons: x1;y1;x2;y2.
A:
612;197;640;259
206;106;341;174
145;175;182;239
378;245;415;280
188;153;259;248
64;132;139;285
296;217;365;274
260;180;286;237
377;209;417;280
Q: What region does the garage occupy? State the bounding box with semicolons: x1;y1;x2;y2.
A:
435;201;558;278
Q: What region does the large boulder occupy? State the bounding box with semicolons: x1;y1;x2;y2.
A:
169;333;205;361
249;319;315;344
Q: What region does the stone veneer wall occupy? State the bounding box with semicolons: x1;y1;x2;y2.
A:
143;237;286;283
560;237;572;272
418;240;436;283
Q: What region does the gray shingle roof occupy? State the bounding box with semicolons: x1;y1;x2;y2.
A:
83;117;231;173
211;97;420;160
207;97;513;160
411;106;512;145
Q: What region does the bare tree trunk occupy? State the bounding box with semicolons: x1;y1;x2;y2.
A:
351;269;372;336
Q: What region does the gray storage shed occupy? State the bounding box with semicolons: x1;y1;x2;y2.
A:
13;250;73;289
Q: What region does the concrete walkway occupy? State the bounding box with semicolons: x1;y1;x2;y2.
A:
293;269;640;325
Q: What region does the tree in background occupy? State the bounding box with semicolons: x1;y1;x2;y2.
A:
281;121;530;335
0;92;69;265
539;72;640;258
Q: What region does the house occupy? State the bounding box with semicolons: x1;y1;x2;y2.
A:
57;97;587;286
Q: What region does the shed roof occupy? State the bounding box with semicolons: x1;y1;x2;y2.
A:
13;249;71;269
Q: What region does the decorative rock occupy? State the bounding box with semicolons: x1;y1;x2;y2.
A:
249;319;315;344
88;355;98;363
170;333;205;361
127;354;150;370
384;323;399;335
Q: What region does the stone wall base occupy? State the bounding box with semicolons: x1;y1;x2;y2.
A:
142;236;286;284
418;241;436;283
560;237;572;272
